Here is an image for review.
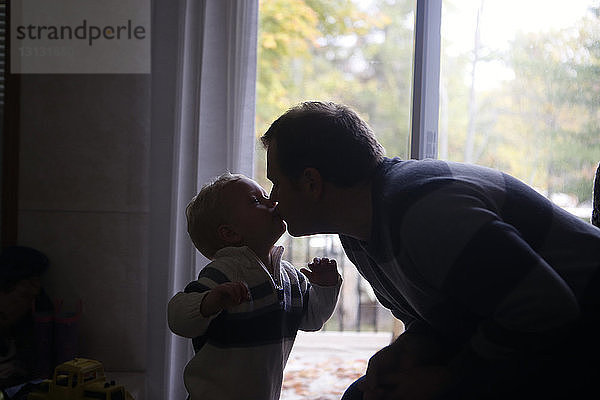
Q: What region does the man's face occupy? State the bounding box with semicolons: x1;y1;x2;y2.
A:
224;177;286;247
266;142;313;236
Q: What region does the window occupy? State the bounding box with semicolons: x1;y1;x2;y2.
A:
256;0;417;173
55;372;70;386
257;1;599;398
257;0;417;333
256;0;600;332
83;370;97;383
440;0;599;219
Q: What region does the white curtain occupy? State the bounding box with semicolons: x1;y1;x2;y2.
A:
148;1;259;399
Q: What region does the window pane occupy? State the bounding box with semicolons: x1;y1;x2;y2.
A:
256;0;416;337
256;0;417;186
440;0;600;221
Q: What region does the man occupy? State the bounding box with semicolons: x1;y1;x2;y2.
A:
262;101;600;399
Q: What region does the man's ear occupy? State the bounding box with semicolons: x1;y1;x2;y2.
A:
217;224;241;244
301;167;323;199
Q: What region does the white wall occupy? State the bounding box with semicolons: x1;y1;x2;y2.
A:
17;74;150;398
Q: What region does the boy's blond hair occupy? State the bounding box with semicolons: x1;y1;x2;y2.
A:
186;172;244;259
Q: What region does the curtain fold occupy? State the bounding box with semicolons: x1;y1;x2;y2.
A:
148;1;258;399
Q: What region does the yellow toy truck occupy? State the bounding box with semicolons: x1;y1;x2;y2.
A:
27;358;134;400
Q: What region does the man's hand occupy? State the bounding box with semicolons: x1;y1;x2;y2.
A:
300;257;340;286
364;366;453;400
200;281;250;317
359;333;450;399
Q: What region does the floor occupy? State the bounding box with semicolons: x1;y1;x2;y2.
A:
281;331;393;400
102;331;393;400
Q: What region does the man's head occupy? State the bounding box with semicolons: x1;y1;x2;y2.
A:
186;172;285;259
261;101;385;187
261;101;385;236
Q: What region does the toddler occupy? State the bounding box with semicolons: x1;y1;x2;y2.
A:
168;172;341;400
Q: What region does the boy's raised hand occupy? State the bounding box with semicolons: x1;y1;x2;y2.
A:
200;281;251;317
300;257;340;287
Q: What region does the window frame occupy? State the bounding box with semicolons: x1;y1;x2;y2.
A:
410;0;442;160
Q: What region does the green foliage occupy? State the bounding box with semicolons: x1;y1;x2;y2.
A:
257;0;600;204
255;0;413;188
439;2;599;204
495;13;599;202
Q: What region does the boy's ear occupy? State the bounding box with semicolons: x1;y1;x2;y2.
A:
217;224;241;244
301;167;323;199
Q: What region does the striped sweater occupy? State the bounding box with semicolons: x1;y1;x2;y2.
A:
340;158;600;383
168;245;341;400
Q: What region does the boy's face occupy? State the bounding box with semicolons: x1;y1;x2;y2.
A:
223;177;286;248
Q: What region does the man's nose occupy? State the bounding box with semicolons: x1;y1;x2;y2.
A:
269;188;278;202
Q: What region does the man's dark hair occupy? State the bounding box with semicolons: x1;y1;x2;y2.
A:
261;101;385;186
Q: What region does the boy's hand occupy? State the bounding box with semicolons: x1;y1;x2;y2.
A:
200;281;250;317
300;257;340;287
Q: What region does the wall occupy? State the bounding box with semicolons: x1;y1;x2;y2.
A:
17;74;150;398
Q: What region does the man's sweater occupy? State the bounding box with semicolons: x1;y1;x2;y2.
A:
340;157;600;387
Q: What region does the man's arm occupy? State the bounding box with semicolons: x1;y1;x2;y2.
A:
387;187;580;398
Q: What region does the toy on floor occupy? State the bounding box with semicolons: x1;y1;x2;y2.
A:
26;358;134;400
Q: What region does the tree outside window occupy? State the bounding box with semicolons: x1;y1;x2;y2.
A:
256;0;600;334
